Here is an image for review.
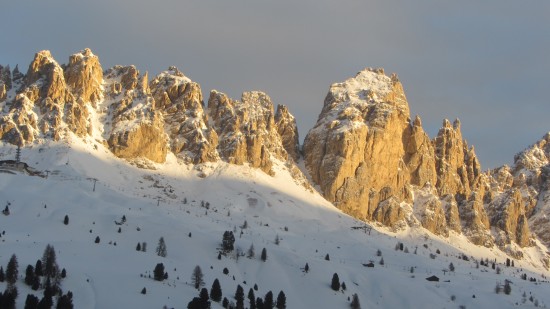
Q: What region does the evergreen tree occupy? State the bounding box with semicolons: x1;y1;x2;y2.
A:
187;297;202;309
141;242;147;252
199;288;211;308
379;258;384;265
94;236;100;244
35;260;43;277
235;285;244;309
504;280;512;295
25;294;40;309
56;293;74;309
247;244;255;258
42;245;59;282
63;215;69;225
192;265;204;289
0;266;5;282
210;279;222;302
222;231;235;252
331;273;340;291
6;254;19;287
304;263;309;273
449;262;455;272
2;287;17;309
141;287;146;295
256;297;265;309
248;288;256;309
261;248;267;262
25;265;35;286
40;279;54;309
275;291;286;309
32;276;40;290
350;293;361;309
264;291;273;308
325;254;330;261
342;282;347;290
156;237;167;257
61;268;66;279
136;243;141;251
154;263;165;281
222;297;229;308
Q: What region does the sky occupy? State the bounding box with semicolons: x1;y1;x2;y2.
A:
1;0;549;169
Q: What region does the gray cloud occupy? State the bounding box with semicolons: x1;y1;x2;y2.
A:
1;0;548;169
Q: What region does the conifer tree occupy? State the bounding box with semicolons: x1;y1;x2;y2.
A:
6;254;19;287
210;279;222;302
136;243;141;251
25;265;35;286
156;237;167;257
25;294;39;309
256;297;265;309
235;285;244;309
42;245;59;283
0;266;5;282
199;288;210;308
331;273;340;291
248;288;256;309
325;254;330;261
264;291;273;308
56;293;74;309
34;260;43;277
154;263;165;281
63;215;69;225
192;265;204;289
247;244;255;258
276;291;286;309
304;263;309;273
261;248;267;262
350;293;361;309
94;236;100;244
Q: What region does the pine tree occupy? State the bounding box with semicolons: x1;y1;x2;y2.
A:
342;282;347;290
331;273;340;291
210;279;222;302
56;293;74;309
325;254;330;261
222;231;235;252
25;294;40;309
276;291;286;309
199;288;210;308
304;263;309;273
192;265;204;289
256;297;265;309
248;288;256;309
350;293;361;309
504;280;512;295
63;215;69;225
261;248;267;262
141;242;147;252
449;262;455;272
34;260;43;277
61;268;66;279
264;291;273;308
222;297;229;308
141;287;146;295
6;254;19;287
247;244;255;258
235;285;244;309
0;266;5;282
25;265;35;286
136;243;141;251
154;263;165;281
42;245;59;282
94;236;100;244
156;237;167;257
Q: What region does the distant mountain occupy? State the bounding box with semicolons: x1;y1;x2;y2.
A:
1;49;549;274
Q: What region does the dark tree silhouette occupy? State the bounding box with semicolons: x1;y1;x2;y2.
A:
325;254;330;261
25;265;35;286
449;262;455;272
199;288;211;308
192;265;204;289
248;288;256;309
136;243;141;251
504;280;512;295
141;287;146;295
264;291;273;309
210;278;222;302
256;297;265;309
222;297;229;308
304;263;309;273
34;260;43;277
235;285;244;309
261;248;267;262
6;254;18;287
0;266;5;282
56;293;74;309
156;237;167;257
154;263;165;281
222;231;235;252
42;245;59;285
25;294;39;309
350;293;361;309
94;236;100;244
331;273;340;291
276;291;286;309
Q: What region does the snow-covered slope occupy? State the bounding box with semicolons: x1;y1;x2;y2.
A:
1;136;549;308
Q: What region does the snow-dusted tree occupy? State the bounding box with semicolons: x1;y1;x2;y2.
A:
154;263;165;281
6;254;19;287
222;231;235;252
261;248;267;262
331;273;340;291
192;265;204;289
156;237;167;257
247;244;255;258
350;293;361;309
235;285;245;309
276;291;286;309
264;291;274;308
210;278;222;302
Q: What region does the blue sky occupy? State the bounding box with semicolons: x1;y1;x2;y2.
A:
1;0;549;168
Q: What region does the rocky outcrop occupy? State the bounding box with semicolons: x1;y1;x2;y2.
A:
275;105;300;161
104;65;167;163
489;189;531;247
64;48;103;105
0;65;11;102
208;90;288;175
149;67;218;164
